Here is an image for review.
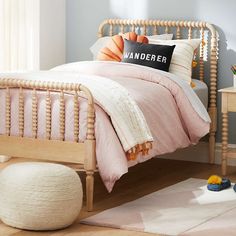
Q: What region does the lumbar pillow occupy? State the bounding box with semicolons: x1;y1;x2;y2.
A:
0;163;83;231
97;32;149;62
90;33;173;60
149;39;201;84
122;39;175;72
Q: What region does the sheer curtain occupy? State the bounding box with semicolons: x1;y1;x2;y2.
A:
0;0;39;71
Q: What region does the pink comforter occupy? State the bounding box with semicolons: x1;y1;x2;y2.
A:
0;62;210;191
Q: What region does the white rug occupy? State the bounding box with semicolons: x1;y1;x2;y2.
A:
81;178;236;236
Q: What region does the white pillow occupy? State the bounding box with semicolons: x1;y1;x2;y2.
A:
90;36;111;60
149;39;201;84
90;34;173;60
147;34;173;41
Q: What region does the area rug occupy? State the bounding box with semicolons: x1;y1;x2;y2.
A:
81;178;236;236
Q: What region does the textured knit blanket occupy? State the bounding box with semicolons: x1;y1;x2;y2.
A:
76;75;154;156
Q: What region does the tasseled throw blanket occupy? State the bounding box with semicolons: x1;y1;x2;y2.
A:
63;75;154;160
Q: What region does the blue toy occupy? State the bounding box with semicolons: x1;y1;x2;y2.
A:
207;178;231;191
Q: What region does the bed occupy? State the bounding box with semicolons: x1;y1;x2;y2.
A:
0;19;218;211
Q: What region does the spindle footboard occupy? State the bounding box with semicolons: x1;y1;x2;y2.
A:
0;78;96;211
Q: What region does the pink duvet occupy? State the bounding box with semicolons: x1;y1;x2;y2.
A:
0;61;210;191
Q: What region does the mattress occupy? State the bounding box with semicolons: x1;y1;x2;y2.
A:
192;79;208;108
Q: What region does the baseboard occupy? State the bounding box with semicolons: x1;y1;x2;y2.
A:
159;142;236;166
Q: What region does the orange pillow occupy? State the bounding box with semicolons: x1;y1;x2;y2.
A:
123;32;149;44
97;32;149;62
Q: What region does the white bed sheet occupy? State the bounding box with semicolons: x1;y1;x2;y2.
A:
192;79;208;109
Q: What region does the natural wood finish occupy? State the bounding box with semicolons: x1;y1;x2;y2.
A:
18;87;24;137
86;170;95;212
176;26;181;39
219;88;236;175
0;78;96;211
188;27;192;39
74;91;79;142
59;90;65;141
46;90;51;140
226;151;236;159
5;87;10;136
165;25;169;34
131;24;135;32
0;158;235;236
152;24;157;35
208;106;217;163
226;94;236;111
98;19;218;164
120;24;124;34
0;135;86;164
109;23;113;36
85;139;96;210
221;90;228;176
85;89;95;141
199;27;205;82
208;23;218;164
221;111;228;175
32;89;37;138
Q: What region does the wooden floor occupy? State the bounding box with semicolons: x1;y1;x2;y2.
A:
1;157;236;236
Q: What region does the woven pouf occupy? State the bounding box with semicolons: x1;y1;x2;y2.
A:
0;162;83;231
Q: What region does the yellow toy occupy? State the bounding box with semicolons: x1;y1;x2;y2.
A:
207;175;222;185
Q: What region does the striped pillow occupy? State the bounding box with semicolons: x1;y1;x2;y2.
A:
149;39;201;84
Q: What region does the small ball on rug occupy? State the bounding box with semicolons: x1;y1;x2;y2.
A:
0;162;83;231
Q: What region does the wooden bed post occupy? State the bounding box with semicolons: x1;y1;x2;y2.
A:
81;85;96;211
209;107;217;163
85;141;96;211
207;23;218;164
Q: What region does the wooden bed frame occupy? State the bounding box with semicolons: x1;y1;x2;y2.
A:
0;19;218;211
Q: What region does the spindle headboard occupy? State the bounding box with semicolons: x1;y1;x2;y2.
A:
98;19;218;163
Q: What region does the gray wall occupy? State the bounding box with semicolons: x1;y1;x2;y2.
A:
66;0;236;143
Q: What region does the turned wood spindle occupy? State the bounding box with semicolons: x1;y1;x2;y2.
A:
165;26;169;34
109;24;113;36
199;27;205;82
209;35;217;109
32;89;38;138
46;90;51;140
221;112;228;175
120;24;124;34
5;87;11;136
86;102;95;141
143;25;147;35
152;25;157;35
188;27;192;39
18;87;24;137
131;24;135;32
59;90;65;141
86;170;94;211
176;26;181;39
74;91;79;142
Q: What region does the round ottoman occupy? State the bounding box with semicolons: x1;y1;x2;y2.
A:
0;162;83;231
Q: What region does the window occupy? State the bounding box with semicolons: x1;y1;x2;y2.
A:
0;0;39;71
